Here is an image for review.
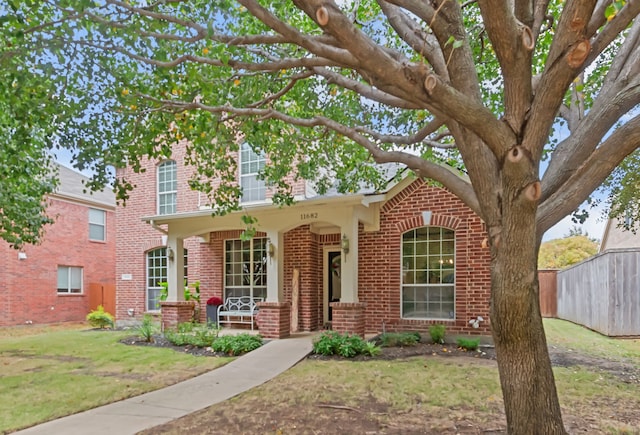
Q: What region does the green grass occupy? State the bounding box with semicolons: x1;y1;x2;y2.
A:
544;318;640;361
0;325;233;433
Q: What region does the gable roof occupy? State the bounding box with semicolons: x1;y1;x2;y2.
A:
53;163;116;209
600;216;640;252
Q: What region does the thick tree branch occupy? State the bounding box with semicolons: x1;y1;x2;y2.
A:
311;67;422;109
377;0;449;80
532;0;552;40
541;79;640;200
354;118;447;146
526;1;597;160
538;115;640;235
589;1;640;63
478;1;533;136
601;17;640;90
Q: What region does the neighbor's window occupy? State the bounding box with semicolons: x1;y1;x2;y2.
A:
224;238;267;302
146;247;188;311
157;160;177;214
401;227;455;319
57;266;83;294
89;208;106;241
239;143;266;202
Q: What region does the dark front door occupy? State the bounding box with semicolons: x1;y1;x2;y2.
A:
327;251;341;321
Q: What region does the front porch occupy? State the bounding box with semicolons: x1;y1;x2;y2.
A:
149;194;382;338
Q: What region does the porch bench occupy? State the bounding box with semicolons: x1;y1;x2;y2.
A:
217;296;262;330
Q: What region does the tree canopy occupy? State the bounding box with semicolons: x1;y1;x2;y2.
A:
2;1;638;242
2;1;639;432
538;234;599;269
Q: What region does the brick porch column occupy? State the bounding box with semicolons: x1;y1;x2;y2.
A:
256;301;291;339
160;301;196;330
330;302;366;337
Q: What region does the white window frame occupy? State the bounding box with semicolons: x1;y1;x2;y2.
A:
401;226;455;320
157;160;177;215
224;238;267;303
146;247;188;311
88;208;106;241
57;266;83;294
239;143;266;203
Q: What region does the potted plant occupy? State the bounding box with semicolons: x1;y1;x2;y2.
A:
206;296;223;325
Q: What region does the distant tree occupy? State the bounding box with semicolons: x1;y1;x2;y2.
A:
538;235;599;269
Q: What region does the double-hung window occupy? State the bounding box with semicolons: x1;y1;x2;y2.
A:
158;160;177;214
57;266;83;294
402;227;455;319
89;208;106;241
239;143;266;203
224;238;267;302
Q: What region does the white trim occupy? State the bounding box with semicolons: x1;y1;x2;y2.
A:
322;246;341;325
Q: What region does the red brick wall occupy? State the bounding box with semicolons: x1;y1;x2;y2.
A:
0;197;115;326
115;142;307;324
359;179;491;335
116;143;490;335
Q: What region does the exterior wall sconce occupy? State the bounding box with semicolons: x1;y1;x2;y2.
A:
167;247;175;262
267;240;275;258
341;234;350;255
18;252;27;260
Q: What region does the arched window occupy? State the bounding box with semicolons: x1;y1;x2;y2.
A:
146;247;188;311
157;160;177;214
401;227;455;319
239;143;266;202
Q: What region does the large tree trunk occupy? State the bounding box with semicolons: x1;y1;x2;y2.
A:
490;200;567;433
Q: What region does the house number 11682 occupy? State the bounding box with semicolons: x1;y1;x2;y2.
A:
300;212;318;220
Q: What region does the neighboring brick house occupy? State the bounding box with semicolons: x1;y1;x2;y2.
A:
0;164;116;326
115;142;491;338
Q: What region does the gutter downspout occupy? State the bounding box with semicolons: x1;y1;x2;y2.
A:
149;219;168;235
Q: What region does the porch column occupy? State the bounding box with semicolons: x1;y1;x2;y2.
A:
161;236;194;330
257;231;290;339
331;212;366;337
265;231;284;302
166;236;185;302
340;215;359;303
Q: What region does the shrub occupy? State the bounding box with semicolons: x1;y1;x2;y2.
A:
86;305;114;329
165;322;220;347
429;324;446;344
136;314;157;342
379;332;420;347
211;334;263;356
312;331;381;358
456;337;480;351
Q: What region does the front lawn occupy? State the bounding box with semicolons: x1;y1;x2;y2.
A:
140;319;640;434
0;324;233;433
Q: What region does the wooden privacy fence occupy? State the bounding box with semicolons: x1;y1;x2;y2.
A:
538;270;558;318
88;283;116;317
557;248;640;337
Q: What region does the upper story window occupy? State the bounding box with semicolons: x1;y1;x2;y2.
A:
57;266;83;294
157;160;177;215
89;208;106;241
240;143;266;203
401;226;455;320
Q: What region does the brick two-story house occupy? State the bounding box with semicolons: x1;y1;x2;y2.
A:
115;142;491;338
0;164;116;326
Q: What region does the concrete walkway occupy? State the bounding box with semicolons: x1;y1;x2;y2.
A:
16;334;314;435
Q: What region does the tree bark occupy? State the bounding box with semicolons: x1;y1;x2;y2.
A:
490;199;567;434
